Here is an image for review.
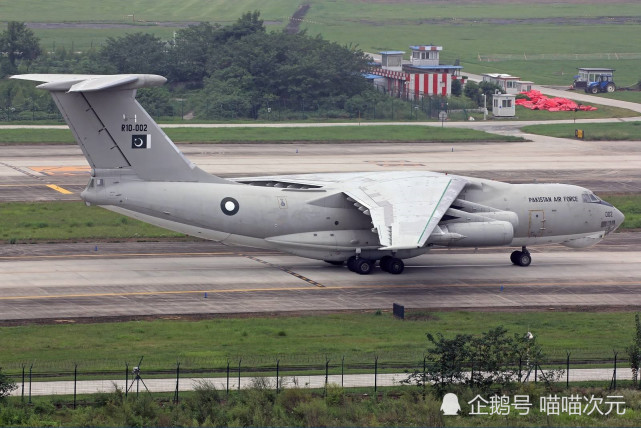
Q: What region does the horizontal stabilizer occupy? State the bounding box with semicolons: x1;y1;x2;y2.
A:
11;74;166;92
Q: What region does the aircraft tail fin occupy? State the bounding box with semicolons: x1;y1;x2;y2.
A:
11;74;223;183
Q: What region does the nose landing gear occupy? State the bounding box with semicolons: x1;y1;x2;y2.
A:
510;247;531;267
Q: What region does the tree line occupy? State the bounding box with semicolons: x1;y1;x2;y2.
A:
0;14;500;121
0;14;383;120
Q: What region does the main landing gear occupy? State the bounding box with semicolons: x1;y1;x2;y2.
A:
510;247;531;267
346;255;404;275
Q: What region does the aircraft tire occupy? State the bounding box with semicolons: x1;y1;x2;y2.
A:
379;255;393;272
347;256;358;272
355;258;375;275
517;252;532;267
387;258;404;274
510;250;521;265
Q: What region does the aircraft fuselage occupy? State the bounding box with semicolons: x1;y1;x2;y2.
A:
82;172;623;262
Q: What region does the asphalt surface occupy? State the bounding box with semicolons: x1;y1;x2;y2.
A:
0;234;639;321
1;137;640;201
0;90;640;321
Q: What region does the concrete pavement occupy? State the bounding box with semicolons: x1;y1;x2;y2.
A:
9;368;631;397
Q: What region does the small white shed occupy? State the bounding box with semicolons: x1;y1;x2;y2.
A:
492;93;516;117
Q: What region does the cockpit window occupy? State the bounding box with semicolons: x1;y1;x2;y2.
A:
581;192;613;206
582;192;601;203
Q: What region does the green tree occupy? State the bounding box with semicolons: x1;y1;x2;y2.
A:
480;81;505;111
0;368;17;400
168;22;219;84
450;78;462;97
195;27;371;119
136;87;174;117
100;32;168;75
626;313;641;387
219;10;265;41
0;22;42;73
404;326;562;394
463;80;480;103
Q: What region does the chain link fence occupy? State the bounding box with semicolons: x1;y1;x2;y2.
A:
5;351;634;402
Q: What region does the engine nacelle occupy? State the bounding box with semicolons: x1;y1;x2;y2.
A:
428;220;514;247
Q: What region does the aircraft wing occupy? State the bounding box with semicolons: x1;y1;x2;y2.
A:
341;174;467;250
233;171;468;250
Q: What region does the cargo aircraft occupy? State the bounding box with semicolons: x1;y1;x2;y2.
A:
13;74;624;275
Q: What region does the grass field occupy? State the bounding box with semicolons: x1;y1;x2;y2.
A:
0;126;524;144
0;202;183;242
521;121;641;140
0;0;296;23
34;27;179;52
598;90;641;104
3;0;640;88
7;0;641;25
1;311;638;374
601;195;641;229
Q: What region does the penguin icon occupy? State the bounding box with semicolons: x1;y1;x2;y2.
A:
440;393;461;415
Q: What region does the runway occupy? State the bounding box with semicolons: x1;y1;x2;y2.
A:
1;137;640;321
1;234;639;322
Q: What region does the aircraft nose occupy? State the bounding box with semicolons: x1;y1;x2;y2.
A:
613;207;625;230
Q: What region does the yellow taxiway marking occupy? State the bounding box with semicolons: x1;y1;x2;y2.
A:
30;166;90;176
1;281;639;302
0;287;317;301
45;184;74;194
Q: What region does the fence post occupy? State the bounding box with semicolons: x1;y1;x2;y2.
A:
610;350;618;390
28;363;33;404
27;363;33;404
324;357;330;396
566;352;570;388
73;363;78;409
21;364;25;402
174;362;180;404
125;362;129;398
374;356;378;394
534;361;538;383
341;356;345;388
518;356;522;383
238;359;242;392
422;356;427;398
226;360;230;396
276;359;280;394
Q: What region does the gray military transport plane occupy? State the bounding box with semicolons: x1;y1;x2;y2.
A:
13;73;624;275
